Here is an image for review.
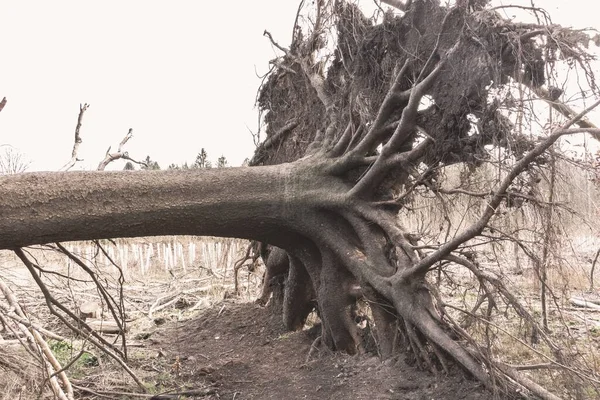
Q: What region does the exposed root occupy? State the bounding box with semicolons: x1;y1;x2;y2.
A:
233;242;257;294
404;320;431;372
306;336;323;363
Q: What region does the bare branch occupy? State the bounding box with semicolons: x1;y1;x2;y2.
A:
0;304;65;341
61;103;89;171
55;242;128;359
533;85;600;140
0;277;74;399
494;363;562;400
13;248;146;390
96;128;143;171
260;119;298;150
404;99;600;276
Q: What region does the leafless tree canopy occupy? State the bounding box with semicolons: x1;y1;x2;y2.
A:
0;145;29;175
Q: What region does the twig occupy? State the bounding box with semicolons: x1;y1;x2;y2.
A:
72;383;154;399
0;277;73;399
233;241;261;293
55;242;129;360
13;248;147;390
590;248;600;291
443;303;598;385
147;387;217;399
263;30;289;54
92;239;128;359
0;305;65;341
523;80;600;141
48;348;92;380
509;363;562;371
406;99;600;277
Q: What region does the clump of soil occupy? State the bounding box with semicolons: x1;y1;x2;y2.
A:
150;301;489;399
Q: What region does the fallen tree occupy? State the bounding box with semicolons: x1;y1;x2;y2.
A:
1;0;599;397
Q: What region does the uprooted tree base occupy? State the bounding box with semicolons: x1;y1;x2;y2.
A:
1;1;599;398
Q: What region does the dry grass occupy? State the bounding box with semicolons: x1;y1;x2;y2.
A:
0;236;264;399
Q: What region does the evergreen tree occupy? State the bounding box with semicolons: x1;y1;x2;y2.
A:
141;156;160;170
193;148;209;169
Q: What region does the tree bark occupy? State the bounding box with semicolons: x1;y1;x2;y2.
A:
0;165;324;250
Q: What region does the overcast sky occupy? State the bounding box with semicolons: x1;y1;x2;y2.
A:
0;1;597;171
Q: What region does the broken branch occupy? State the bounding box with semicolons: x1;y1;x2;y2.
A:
61;103;89;171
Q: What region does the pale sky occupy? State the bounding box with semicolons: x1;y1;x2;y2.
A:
0;1;304;170
0;1;597;171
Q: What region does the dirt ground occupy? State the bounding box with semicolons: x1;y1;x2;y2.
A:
148;301;490;400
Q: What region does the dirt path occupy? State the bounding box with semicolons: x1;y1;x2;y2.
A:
150;301;490;400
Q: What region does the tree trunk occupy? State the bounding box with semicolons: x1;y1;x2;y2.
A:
0;165;323;250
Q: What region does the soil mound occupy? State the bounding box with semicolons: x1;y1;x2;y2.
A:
151;301;489;399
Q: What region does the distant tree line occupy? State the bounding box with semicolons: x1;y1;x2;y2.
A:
124;148;236;171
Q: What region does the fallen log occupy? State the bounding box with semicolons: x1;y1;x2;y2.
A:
86;319;126;334
570;297;600;311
